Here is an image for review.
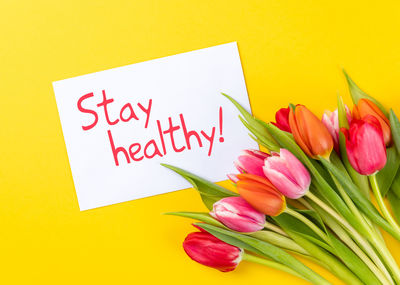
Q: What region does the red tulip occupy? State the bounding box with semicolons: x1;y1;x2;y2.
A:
353;98;391;146
272;107;291;132
341;115;387;175
183;231;243;272
236;173;286;216
289;105;334;159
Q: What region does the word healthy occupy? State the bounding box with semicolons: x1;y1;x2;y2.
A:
77;90;225;166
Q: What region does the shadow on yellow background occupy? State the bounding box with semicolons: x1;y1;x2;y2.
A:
1;1;400;284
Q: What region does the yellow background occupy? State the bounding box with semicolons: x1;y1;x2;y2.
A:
2;1;400;284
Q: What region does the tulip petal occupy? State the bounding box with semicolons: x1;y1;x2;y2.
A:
263;149;310;199
243;149;270;160
322;111;339;147
296;106;333;158
279;149;311;191
289;107;313;157
357;99;391;145
343;116;387;175
237;180;285;216
236;173;276;189
342;127;361;174
265;155;298;184
353;117;387;175
273;107;291;132
211;197;266;233
234;161;246;173
183;232;242;272
237;154;265;177
263;166;304;199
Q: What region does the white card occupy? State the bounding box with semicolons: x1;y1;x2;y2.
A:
53;42;257;210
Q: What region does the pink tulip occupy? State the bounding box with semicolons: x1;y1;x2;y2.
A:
341;115;387;175
263;149;311;199
234;149;269;177
321;106;352;153
210;197;266;233
183;230;243;272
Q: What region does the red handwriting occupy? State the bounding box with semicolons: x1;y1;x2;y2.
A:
77;93;99;131
77;90;224;167
76;90;152;130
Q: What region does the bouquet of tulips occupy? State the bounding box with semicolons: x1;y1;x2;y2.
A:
164;71;400;285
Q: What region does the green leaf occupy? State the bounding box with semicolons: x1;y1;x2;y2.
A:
238;116;277;150
389;109;400;154
196;223;330;285
222;93;279;151
388;191;400;224
250;231;309;256
377;146;400;196
161;164;237;210
164;212;224;227
273;212;332;253
326;230;380;285
248;133;271;150
391;168;400;198
329;151;352;181
337;95;370;197
343;70;388;117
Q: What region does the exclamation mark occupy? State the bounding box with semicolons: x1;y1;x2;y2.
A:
219;107;224;143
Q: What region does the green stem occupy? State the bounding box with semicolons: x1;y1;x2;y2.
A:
369;232;400;284
369;174;400;283
249;230;309;256
325;160;400;283
263;221;288;237
329;170;372;231
370;174;400;234
281;228;361;285
328;153;386;244
285;208;330;244
301;197;393;285
242;253;306;280
328;169;398;282
306;191;393;283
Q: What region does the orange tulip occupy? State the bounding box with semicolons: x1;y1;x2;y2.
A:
236;173;286;216
353;98;391;146
289;105;334;159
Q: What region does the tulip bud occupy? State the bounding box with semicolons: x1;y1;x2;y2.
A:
272;107;291;132
236;173;286;216
321;106;352;154
263;149;311;199
183;231;243;272
289;105;334;159
210;197;266;233
353;98;391;146
341;115;387;175
234;149;269;177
